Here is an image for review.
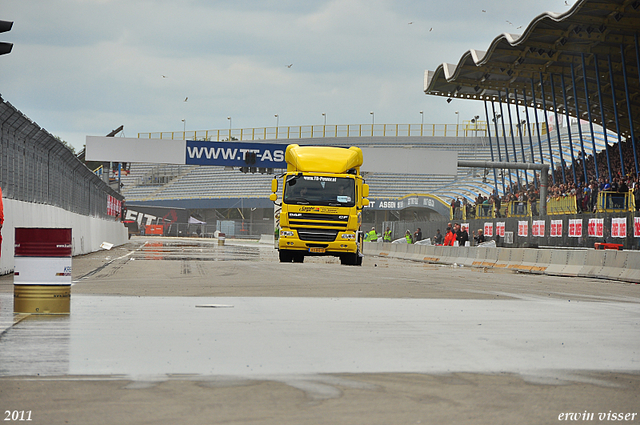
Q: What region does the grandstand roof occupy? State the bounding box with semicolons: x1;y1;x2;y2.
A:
424;0;640;140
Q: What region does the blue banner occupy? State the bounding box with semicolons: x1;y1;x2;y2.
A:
185;141;287;168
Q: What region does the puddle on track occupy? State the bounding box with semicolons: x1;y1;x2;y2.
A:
133;240;273;262
1;294;638;380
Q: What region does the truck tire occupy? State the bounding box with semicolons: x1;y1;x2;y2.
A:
279;249;293;262
292;253;305;263
340;252;356;265
341;251;363;266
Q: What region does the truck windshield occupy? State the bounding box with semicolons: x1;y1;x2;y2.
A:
284;175;356;207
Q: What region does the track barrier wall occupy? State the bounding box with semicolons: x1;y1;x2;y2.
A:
364;241;640;284
0;199;128;275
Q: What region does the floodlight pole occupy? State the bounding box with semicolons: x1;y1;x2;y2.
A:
458;160;549;216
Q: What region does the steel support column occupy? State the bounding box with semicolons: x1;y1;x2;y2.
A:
581;53;599;182
497;92;514;190
490;100;507;193
522;89;538;188
570;63;588;184
560;73;577;184
514;90;529;187
530;78;546;167
594;54;613;182
608;54;625;177
539;73;557;185
621;43;639;176
505;89;522;189
550;74;567;184
483;99;499;193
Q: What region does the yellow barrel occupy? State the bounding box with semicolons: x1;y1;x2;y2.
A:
14;284;71;314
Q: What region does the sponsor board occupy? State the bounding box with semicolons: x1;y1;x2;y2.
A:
185;141;286;168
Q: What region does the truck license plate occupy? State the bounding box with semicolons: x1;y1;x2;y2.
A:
309;247;325;253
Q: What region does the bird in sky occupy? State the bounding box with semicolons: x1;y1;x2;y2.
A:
184;97;188;102
429;27;433;31
162;75;167;78
286;64;293;68
408;21;413;24
482;9;486;12
506;20;513;25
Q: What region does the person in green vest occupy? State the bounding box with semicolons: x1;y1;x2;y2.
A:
405;230;413;244
365;226;378;242
383;227;392;242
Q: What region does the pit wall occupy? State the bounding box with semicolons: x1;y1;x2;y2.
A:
364;241;640;284
0;199;128;275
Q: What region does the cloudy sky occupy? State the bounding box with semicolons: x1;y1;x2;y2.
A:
2;0;575;152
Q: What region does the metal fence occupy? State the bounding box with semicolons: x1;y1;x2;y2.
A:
0;96;123;218
138;121;548;141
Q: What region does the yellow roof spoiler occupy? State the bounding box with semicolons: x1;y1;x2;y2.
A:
285;144;363;173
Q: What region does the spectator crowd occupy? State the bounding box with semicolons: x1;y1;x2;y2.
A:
451;138;640;218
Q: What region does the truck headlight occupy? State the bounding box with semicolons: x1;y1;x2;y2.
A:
341;233;355;240
280;230;294;237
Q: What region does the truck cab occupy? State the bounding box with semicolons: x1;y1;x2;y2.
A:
270;144;369;265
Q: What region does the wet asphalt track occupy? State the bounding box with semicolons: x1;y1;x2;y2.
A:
0;237;638;424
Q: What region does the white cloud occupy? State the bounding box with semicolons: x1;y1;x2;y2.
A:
2;0;575;150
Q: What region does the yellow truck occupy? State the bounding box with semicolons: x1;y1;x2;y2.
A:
270;144;369;265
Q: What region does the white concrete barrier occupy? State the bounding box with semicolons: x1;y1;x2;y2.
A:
258;234;275;244
364;240;640;284
1;199;128;275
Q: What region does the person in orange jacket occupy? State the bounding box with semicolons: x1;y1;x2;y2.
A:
443;226;455;246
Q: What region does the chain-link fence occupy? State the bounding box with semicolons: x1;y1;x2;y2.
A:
0;96;123;218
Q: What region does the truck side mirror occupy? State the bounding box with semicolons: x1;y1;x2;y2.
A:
362;198;369;206
271;178;278;193
362;183;369;198
269;193;277;202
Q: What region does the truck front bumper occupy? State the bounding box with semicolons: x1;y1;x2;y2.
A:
278;230;358;255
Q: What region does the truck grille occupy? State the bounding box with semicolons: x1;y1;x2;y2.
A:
288;213;348;231
296;228;339;242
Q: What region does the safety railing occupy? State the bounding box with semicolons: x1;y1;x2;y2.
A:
506;201;532;217
596;190;635;213
547;196;577;215
138;121;545;141
475;204;495;219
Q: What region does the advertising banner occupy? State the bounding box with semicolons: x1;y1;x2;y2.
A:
518;221;528;237
185;141;286;168
532;220;545;237
588;218;604;238
611;217;626;238
635;217;640;238
550;220;562;237
484;222;493;237
496;222;505;237
568;218;582;238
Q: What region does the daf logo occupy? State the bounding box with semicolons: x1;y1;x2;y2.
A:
338;215;348;220
289;213;302;217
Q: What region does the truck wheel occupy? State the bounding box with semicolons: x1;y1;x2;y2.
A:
340;253;357;265
341;251;363;266
279;250;293;262
292;253;304;263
